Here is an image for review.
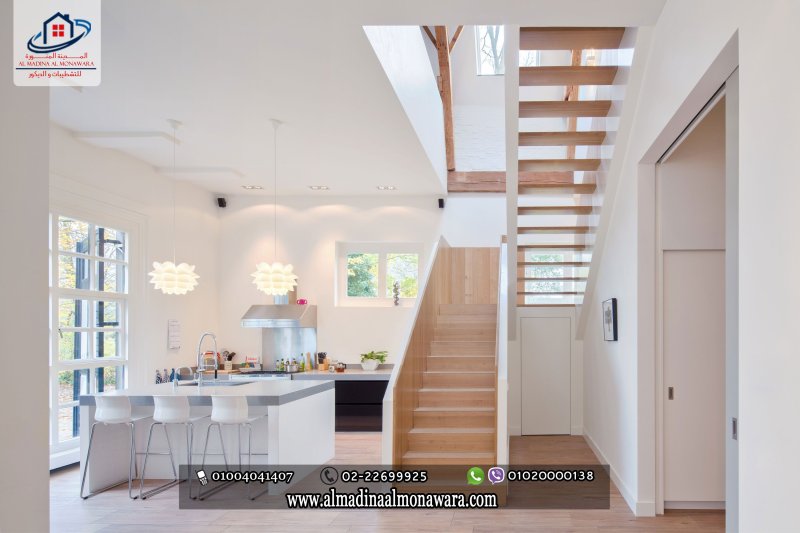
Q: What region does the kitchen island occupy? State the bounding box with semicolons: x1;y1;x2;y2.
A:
78;379;334;492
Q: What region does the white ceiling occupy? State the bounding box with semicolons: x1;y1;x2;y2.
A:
49;0;665;196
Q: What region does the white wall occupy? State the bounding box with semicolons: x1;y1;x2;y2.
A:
216;195;440;364
582;1;800;529
0;2;50;528
364;25;447;190
49;125;220;387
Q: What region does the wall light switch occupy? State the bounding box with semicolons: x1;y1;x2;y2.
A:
168;319;181;350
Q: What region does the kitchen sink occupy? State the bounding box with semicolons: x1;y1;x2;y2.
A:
176;380;252;387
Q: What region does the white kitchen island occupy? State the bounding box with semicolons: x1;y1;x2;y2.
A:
78;379;335;493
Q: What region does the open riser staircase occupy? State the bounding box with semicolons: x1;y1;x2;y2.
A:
513;27;636;307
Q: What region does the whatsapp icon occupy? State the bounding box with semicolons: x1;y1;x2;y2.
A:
466;466;485;485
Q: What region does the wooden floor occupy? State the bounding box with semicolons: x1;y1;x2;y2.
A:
50;434;724;532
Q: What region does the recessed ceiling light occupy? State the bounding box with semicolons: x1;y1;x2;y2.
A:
377;185;397;191
308;185;329;191
241;185;263;190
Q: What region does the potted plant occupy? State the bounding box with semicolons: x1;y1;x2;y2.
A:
360;350;388;371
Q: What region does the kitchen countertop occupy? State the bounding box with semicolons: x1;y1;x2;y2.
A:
79;379;334;407
292;368;392;381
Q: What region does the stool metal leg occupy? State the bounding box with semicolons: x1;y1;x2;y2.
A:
138;422;181;500
80;422;139;500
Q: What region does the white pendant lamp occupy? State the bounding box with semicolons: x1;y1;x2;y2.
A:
252;119;298;296
149;119;200;295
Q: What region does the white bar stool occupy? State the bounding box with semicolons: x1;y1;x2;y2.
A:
80;396;148;500
139;396;207;500
198;396;266;500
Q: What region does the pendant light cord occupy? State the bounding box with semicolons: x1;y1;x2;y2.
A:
271;120;282;263
172;122;177;264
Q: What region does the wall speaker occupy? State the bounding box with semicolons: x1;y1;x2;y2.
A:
438;198;445;209
216;197;227;208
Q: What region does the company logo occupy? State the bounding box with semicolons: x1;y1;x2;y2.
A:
27;12;91;53
466;466;485;485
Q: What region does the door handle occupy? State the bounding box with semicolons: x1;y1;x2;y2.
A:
668;386;674;400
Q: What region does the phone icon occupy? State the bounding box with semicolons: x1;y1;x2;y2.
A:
467;467;485;485
320;467;339;485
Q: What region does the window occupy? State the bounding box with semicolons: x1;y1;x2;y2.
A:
52;24;65;37
338;243;421;306
50;214;129;456
475;25;540;76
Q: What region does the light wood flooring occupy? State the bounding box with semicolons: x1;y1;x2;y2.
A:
50;434;723;532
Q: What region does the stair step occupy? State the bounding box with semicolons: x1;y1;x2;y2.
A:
407;427;495;453
518;226;594;235
520;277;587;282
438;304;496;315
519;159;602;172
518;303;578;308
517;291;583;296
520;65;618;86
418;388;495;408
430;341;495;356
518;244;592;251
520;27;625;51
427;356;495;372
434;329;496;341
423;371;496;388
518;261;590;267
520;100;612;118
413;407;495;428
518;182;597;195
519;131;606;146
518;205;597;215
402;451;495;466
436;315;497;326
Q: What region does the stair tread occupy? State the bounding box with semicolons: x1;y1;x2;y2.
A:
421;387;495;392
415;406;495;412
519;100;612;118
403;451;495;459
520;27;626;51
410;427;495;434
424;370;495;374
520;66;618;86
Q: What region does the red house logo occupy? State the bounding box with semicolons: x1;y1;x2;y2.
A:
43;12;75;45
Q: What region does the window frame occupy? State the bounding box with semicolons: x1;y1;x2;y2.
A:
49;211;131;454
336;242;423;307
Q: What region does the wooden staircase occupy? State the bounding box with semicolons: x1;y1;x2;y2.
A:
403;304;497;465
514;26;634;307
391;247;499;467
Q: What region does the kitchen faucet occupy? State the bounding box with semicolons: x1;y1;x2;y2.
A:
196;332;218;386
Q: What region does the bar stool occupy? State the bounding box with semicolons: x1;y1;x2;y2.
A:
139;396;207;500
198;396;267;500
80;396;148;500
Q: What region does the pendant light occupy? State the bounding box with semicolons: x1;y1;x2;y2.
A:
251;119;298;296
148;119;200;295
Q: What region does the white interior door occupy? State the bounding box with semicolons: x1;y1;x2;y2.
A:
663;250;725;505
521;317;571;435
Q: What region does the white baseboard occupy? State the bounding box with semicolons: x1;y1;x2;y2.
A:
583;432;654;516
571;425;583;436
666;501;725;510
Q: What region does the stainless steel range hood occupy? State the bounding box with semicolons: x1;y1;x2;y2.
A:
241;305;317;328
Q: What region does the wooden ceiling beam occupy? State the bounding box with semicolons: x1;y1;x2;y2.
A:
449;26;464;52
434;26;456;171
520;66;618;86
422;26;437;47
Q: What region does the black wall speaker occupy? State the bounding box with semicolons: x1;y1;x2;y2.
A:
216;197;227;208
438;198;445;209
